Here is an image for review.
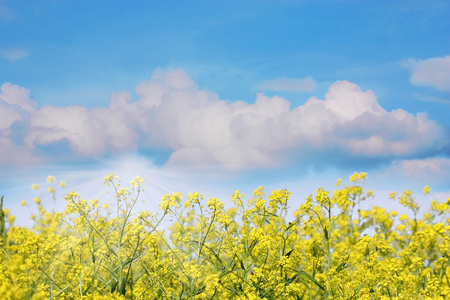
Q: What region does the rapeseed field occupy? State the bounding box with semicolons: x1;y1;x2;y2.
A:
0;172;449;299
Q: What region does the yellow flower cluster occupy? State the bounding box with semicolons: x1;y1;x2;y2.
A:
0;172;449;299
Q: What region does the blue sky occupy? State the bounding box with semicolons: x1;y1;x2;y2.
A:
1;0;449;223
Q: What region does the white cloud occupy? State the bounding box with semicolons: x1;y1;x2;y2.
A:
321;80;386;120
0;83;39;164
0;48;29;62
26;104;140;157
0;137;39;165
0;69;448;172
259;77;317;92
0;82;36;112
128;73;444;169
406;55;450;93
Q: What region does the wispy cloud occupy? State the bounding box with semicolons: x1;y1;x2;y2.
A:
415;94;450;105
259;77;317;92
0;48;29;62
403;55;450;93
1;69;448;172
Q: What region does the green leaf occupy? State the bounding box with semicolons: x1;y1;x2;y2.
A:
285;219;299;231
284;249;294;258
0;195;5;246
335;261;348;273
194;285;206;296
297;270;325;291
285;273;299;286
240;260;245;271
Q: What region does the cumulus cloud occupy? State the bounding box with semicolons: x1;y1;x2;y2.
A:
0;69;448;172
259;77;317;92
0;83;36;113
405;55;450;93
26;101;140;157
0;48;29;62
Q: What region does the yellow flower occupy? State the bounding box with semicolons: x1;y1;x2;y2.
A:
103;173;115;185
7;215;15;225
423;185;431;195
315;188;330;208
31;183;39;190
130;176;145;187
396;224;406;232
189;191;203;204
90;198;99;208
360;210;370;219
349;172;359;183
47;175;55;183
20;200;27;206
253;186;265;198
159;193;182;210
349;172;367;183
399;213;408;221
33;197;41;205
207;197;224;212
359;172;367;181
59;181;66;187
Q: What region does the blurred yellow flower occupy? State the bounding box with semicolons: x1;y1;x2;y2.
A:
33;197;41;205
399;213;409;221
389;192;397;199
423;185;431;195
7;215;15;225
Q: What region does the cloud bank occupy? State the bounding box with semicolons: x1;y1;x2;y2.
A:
1;68;448;173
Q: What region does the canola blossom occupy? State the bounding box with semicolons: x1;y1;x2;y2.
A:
0;172;449;299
